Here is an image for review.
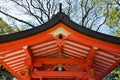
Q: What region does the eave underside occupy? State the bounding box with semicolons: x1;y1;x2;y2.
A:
0;23;120;80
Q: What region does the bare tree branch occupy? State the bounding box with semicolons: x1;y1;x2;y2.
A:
82;7;93;26
96;16;107;31
114;0;120;6
96;4;109;31
46;0;51;20
30;0;50;21
12;0;43;24
80;0;84;26
0;0;112;33
66;0;72;16
0;10;35;28
51;1;58;16
84;0;89;13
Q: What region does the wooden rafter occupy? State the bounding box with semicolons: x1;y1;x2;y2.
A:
86;46;98;66
99;60;120;80
23;46;33;80
68;34;120;54
2;60;23;80
82;47;98;79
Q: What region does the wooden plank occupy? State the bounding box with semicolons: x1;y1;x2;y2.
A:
33;58;86;68
32;71;87;79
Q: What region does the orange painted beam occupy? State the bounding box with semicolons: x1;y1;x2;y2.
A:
33;58;86;68
23;46;33;80
0;34;54;51
32;70;87;79
58;46;62;58
86;47;98;66
82;47;98;79
23;46;33;60
55;34;67;58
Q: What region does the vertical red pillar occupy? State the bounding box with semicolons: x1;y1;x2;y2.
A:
40;77;43;80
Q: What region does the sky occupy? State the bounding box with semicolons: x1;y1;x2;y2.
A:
0;0;112;35
0;0;34;30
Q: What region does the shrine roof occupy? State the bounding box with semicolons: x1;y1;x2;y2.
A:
0;12;120;80
0;12;119;44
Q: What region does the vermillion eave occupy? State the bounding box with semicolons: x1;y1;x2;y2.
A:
0;12;120;80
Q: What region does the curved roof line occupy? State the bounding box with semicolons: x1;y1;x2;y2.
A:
0;12;120;44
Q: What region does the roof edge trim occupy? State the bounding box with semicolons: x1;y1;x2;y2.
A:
0;12;119;44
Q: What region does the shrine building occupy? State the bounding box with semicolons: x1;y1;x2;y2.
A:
0;9;120;80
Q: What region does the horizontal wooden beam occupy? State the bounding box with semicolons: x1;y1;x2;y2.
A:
32;70;87;79
33;58;86;68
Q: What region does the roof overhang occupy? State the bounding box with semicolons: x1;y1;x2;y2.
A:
0;12;120;80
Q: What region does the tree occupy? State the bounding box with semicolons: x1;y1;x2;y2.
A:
0;65;14;80
116;28;120;37
99;0;120;37
103;0;120;27
103;65;120;80
0;0;110;31
0;18;15;35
